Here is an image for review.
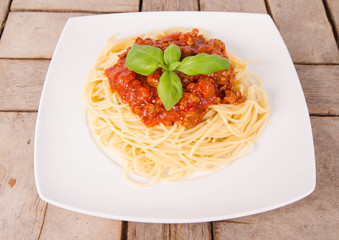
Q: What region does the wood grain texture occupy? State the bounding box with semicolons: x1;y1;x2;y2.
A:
0;112;46;240
39;205;122;240
0;0;10;34
0;59;49;111
296;64;339;115
0;12;88;58
127;223;170;240
213;117;339;240
326;0;339;41
142;0;198;11
170;224;212;240
127;223;212;240
11;0;139;12
200;0;266;13
268;0;339;63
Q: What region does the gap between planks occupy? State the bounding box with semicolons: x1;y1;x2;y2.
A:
0;57;51;60
323;0;339;48
0;110;38;112
310;114;339;117
36;204;48;240
294;62;339;65
210;222;214;240
138;0;143;12
0;0;13;38
120;221;128;240
10;9;126;14
263;0;275;23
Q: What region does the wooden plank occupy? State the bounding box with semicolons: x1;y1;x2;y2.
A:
296;64;339;115
142;0;198;11
127;222;212;240
326;0;339;41
127;223;170;240
0;0;10;34
0;112;47;239
11;0;139;13
268;0;339;63
39;205;122;239
0;59;49;111
0;12;88;59
213;117;339;239
200;0;266;13
170;224;212;240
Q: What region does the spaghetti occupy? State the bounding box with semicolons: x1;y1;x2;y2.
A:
84;28;269;186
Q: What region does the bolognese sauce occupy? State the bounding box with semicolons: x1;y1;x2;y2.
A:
105;29;245;128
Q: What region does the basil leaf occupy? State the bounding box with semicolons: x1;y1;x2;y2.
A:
126;44;164;76
177;53;230;75
168;61;181;71
157;71;183;111
164;44;181;66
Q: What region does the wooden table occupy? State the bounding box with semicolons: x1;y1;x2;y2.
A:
0;0;338;239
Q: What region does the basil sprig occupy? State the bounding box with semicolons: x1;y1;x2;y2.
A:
126;43;230;111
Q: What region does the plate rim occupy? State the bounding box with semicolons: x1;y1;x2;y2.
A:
34;11;316;223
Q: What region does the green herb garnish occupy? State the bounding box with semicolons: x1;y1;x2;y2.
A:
126;44;230;111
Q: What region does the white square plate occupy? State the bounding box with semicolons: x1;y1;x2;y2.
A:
34;12;315;223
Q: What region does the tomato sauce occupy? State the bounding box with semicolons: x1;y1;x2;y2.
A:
105;29;246;128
